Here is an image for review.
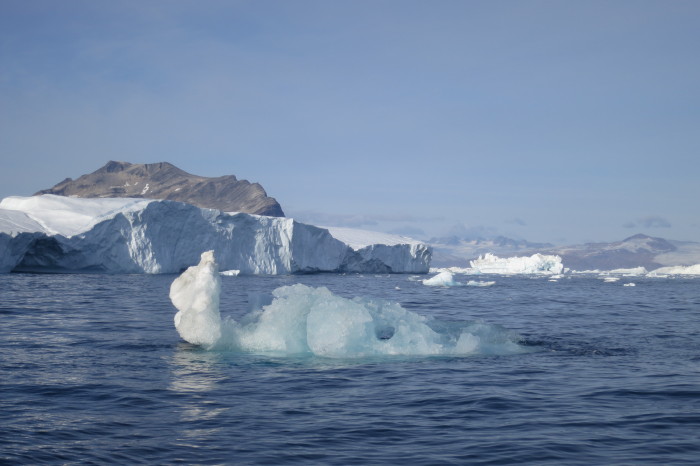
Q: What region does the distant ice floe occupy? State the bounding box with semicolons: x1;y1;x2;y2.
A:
604;267;648;276
648;264;700;276
220;270;240;276
431;253;563;275
171;252;527;357
421;271;497;287
466;280;496;287
471;253;564;275
429;257;700;279
422;271;462;287
571;264;700;278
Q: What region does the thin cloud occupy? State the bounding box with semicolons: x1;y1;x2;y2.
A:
387;226;426;238
445;224;499;239
505;218;527;226
287;210;442;228
623;216;671;229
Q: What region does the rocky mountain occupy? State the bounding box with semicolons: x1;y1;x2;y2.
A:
35;161;284;217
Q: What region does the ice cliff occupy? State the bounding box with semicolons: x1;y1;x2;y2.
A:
0;195;431;274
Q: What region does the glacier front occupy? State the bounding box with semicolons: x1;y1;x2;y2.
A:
0;195;431;274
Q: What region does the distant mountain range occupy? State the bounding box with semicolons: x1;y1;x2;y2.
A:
33;161;698;271
544;234;700;271
429;235;554;267
36;161;284;217
429;233;700;270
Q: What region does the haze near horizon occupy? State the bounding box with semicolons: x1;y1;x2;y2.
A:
1;0;698;245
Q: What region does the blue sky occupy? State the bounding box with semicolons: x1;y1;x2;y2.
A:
1;0;698;245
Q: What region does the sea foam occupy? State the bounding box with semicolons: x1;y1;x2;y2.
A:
171;251;526;357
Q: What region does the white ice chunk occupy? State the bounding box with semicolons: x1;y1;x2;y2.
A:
170;251;222;347
602;267;648;276
422;271;462;287
169;255;526;358
469;253;563;275
466;280;496;287
649;264;700;276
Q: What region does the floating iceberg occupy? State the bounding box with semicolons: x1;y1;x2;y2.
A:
0;195;431;274
325;226;430;275
429;266;470;274
468;253;564;275
422;271;462;287
466;280;496;287
604;267;648;275
171;252;527;357
570;264;700;277
171;250;222;347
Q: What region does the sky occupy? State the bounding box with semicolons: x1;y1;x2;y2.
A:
1;0;699;245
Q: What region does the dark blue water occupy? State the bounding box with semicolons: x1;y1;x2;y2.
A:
2;273;700;464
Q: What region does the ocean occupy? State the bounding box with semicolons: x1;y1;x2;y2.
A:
2;272;699;464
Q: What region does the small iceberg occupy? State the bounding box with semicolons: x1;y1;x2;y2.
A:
422;271;462;287
605;267;648;276
466;280;496;287
170;252;527;357
469;253;564;275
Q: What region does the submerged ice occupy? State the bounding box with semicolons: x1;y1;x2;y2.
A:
171;251;526;358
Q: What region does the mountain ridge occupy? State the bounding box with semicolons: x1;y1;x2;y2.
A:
35;161;285;217
429;233;700;270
